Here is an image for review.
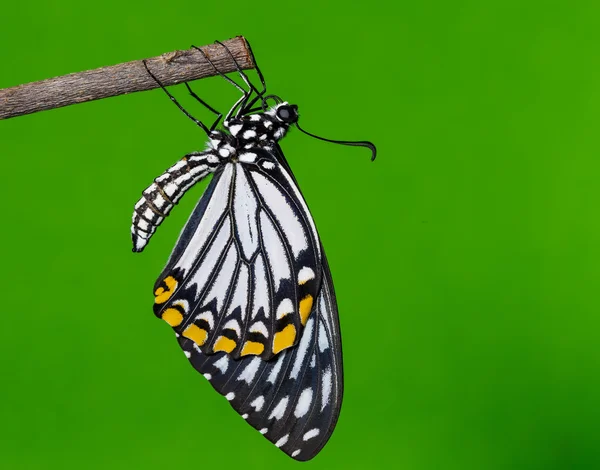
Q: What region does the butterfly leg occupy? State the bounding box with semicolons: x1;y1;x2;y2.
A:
218;39;268;113
142;60;212;136
191;45;249;124
213;40;264;117
182;82;223;132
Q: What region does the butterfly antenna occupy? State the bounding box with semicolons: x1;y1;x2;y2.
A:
295;122;377;161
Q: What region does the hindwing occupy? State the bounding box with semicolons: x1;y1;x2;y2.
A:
178;254;342;461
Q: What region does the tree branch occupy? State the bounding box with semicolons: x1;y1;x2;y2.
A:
0;36;254;120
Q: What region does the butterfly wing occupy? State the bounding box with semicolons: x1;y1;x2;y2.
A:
150;144;344;459
178;252;342;461
153;153;323;360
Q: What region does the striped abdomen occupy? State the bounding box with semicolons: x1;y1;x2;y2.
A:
131;150;222;252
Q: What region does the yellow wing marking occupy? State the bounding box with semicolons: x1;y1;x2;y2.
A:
213;336;236;353
273;324;296;354
154;276;178;304
299;294;314;326
183;324;208;346
240;341;265;356
161;308;183;327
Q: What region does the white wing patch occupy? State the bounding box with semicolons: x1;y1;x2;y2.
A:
250;396;265;412
233;166;259;260
177;163;234;274
294;388;313;418
276;298;293;319
272;162;322;261
213;356;229;374
251;172;308;257
303;428;320;441
290;316;314;380
186;218;231;299
252;255;270;319
260;210;291;289
269;396;289;421
321;367;332;412
267;352;286;384
238;357;261;384
298;266;316;284
201;243;237;307
225;263;249;319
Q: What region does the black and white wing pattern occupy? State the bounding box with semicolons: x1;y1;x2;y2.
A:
131;97;369;460
152;150;323;361
179;254;342;461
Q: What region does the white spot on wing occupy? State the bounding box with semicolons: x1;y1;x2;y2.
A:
298;266;315;284
222;319;241;336
290;317;314;379
275;434;289;448
214;356;229;374
225;392;235;401
318;323;329;352
276;298;293;319
292;450;301;457
303;428;320;441
250;395;265;412
237;357;261;384
321;367;332;411
250;321;269;337
197;311;214;329
267;351;286;383
294;388;313;418
268;396;289;420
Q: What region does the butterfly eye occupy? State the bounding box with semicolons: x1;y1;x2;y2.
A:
276;105;298;123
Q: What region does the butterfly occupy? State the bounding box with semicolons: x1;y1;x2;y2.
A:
131;39;376;461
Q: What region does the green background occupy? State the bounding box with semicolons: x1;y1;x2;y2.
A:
2;1;600;469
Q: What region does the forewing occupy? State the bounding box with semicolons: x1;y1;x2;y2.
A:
178;255;343;461
153;156;322;359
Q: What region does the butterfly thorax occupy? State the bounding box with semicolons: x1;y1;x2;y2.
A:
222;102;299;153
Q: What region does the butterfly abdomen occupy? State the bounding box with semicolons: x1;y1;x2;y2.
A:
130;137;237;252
